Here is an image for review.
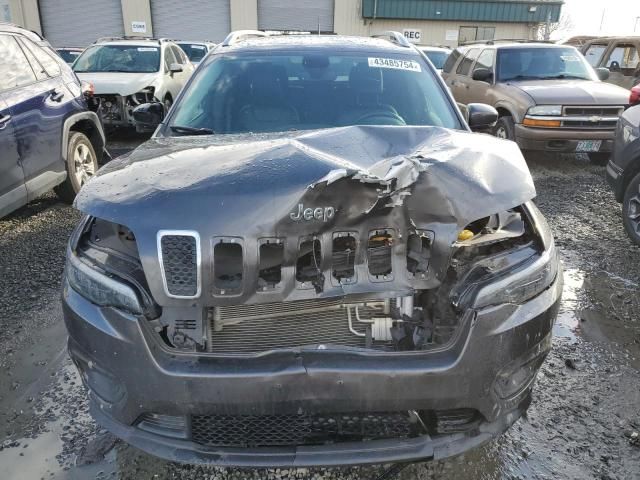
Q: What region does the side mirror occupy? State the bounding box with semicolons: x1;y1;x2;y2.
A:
169;63;183;74
467;103;498;132
596;67;610;81
132;102;164;131
472;68;493;83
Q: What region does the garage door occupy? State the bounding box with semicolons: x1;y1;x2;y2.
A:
150;0;230;42
40;0;124;47
258;0;334;33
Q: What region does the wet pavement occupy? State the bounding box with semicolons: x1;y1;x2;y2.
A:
1;137;639;480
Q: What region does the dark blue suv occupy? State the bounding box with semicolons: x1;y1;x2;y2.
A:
0;23;106;218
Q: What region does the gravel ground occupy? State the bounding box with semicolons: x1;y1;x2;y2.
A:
0;140;639;480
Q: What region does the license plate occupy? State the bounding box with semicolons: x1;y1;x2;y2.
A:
576;140;602;152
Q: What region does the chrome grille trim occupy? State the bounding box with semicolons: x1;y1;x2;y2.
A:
157;230;201;299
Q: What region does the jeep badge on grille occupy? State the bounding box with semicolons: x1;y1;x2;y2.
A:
290;203;336;222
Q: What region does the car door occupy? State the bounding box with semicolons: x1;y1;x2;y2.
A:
446;48;480;105
7;35;71;200
468;49;496;104
600;42;640;89
0;34;34;217
0;94;26;218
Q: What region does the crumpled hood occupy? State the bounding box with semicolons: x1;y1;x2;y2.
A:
75;71;158;96
77;125;534;252
76;126;537;304
512;79;630;105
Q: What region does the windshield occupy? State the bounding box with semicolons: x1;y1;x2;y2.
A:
497;47;596;81
57;49;81;64
177;43;209;63
169;52;461;135
73;45;160;73
422;50;449;69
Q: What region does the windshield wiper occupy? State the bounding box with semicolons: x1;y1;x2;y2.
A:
542;74;589;80
503;75;545;81
169;125;214;135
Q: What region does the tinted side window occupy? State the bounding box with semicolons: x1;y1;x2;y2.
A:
443;49;461;73
606;44;640;70
474;49;495;72
20;38;61;77
456;48;480;76
584;43;608;66
0;35;37;91
16;38;48;81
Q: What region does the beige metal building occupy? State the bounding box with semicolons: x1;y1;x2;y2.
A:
3;0;561;47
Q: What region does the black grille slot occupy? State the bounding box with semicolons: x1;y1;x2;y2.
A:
406;231;433;276
368;230;393;278
296;238;324;291
160;234;198;297
332;233;356;283
213;240;243;294
258;240;284;289
191;412;417;448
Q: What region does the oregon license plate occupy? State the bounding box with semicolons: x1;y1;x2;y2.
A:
576;140;602;152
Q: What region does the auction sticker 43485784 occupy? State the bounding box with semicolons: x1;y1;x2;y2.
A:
368;57;422;72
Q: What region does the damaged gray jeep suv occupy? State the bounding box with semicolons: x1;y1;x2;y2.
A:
62;31;562;467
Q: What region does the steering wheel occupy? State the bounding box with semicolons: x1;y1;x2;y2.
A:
353;110;406;126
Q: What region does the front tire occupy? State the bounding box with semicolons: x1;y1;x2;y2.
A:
622;172;640;246
54;132;98;204
493;116;515;141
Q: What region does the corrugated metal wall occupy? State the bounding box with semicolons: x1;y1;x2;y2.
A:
150;0;230;41
40;0;124;46
258;0;334;32
362;0;562;23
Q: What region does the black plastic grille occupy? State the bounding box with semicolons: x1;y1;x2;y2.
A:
191;412;417;447
160;235;198;297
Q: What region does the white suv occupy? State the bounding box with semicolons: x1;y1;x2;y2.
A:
73;37;194;129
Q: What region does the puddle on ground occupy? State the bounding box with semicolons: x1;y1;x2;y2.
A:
553;266;584;342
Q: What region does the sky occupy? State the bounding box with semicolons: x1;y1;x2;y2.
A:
555;0;640;39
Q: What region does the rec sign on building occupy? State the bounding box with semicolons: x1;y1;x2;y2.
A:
402;29;422;43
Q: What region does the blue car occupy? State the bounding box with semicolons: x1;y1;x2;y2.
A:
0;23;106;218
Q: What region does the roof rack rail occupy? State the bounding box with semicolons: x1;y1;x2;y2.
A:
94;35;157;44
371;31;412;48
221;30;268;47
461;38;554;46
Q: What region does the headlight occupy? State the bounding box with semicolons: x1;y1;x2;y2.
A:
66;252;142;314
527;105;562;116
474;242;559;308
622;124;639;145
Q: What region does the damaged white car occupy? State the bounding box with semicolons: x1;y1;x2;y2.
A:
73;37;194;130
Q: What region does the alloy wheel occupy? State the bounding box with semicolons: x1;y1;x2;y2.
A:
627;188;640;236
73;142;96;186
495;126;508;139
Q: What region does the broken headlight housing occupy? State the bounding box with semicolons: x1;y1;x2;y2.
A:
452;204;559;309
131;86;156;105
66;250;142;315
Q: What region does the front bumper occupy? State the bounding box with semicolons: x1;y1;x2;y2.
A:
515;124;615;153
63;264;562;467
